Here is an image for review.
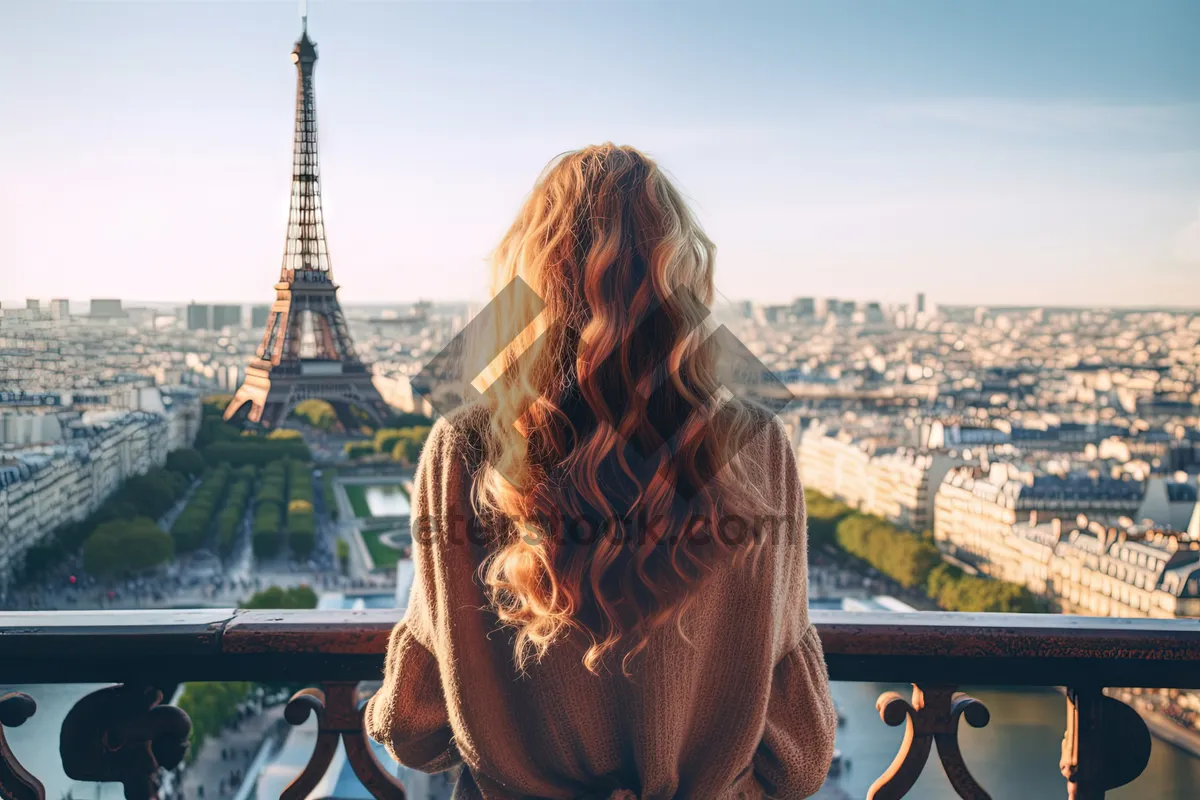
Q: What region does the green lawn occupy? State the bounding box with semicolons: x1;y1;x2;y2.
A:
360;527;402;569
343;480;411;569
342;484;373;519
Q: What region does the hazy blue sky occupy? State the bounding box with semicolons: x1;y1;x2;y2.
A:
3;0;1199;307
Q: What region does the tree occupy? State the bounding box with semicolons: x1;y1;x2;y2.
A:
321;471;339;521
809;489;1046;615
373;426;432;463
203;395;234;414
257;484;285;506
286;498;316;558
215;505;242;555
803;490;852;550
216;472;254;556
202;439;311;467
196;396;240;448
44;461;188;564
927;567;1043;613
288;499;314;515
172;465;231;552
926;563;965;601
177;682;253;759
886;534;942;589
344;441;375;460
196;416;241;449
166;448;208;478
288;462;314;502
390;427;431;464
24;542;64;578
267;429;304;441
387;411;434;429
241;584;318;609
373;428;403;454
57;521;93;552
116;468;187;521
253;504;283;558
289;529;315;559
834;513;941;590
291;399;339;432
83;517;174;576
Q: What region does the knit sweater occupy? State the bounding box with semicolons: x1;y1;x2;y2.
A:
365;408;838;799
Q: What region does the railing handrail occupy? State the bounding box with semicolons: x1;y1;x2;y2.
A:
0;609;1189;799
1;609;1199;687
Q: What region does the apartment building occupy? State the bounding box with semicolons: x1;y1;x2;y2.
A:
798;425;961;531
862;449;962;532
0;387;200;454
1137;476;1200;533
797;425;874;509
994;517;1061;594
0;413;67;446
933;463;1144;577
0;408;179;589
1046;521;1200;619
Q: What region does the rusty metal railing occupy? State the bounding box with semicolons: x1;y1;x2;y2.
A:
1;609;1197;800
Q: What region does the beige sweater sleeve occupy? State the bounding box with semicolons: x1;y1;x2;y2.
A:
365;418;466;773
753;431;839;798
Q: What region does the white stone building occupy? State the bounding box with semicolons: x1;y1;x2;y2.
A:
934;463;1145;578
0;408;179;593
797;425;961;531
862;449;963;532
797;425;873;509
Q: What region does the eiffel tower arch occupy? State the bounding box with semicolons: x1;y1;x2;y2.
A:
226;18;391;431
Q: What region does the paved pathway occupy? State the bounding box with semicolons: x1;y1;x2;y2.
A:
176;707;285;800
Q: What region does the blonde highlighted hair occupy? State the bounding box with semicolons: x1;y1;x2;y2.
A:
474;144;764;674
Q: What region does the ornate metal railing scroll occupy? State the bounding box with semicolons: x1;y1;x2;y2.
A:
284;682;406;800
59;684;191;800
0;693;44;800
867;685;991;799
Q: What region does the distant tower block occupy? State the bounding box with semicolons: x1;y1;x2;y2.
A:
225;17;391;430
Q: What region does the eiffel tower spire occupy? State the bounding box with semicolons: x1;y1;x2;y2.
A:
225;16;391;430
284;9;330;283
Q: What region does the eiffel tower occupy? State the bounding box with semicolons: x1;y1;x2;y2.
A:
226;14;391;430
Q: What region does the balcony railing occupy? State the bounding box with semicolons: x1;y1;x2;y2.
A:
1;609;1198;800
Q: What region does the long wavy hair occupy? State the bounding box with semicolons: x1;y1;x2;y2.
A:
474;144;765;674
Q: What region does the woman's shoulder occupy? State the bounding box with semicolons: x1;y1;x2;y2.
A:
420;404;489;470
410;407;489;544
729;402;795;479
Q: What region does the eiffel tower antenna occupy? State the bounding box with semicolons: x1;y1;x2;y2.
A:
301;0;308;33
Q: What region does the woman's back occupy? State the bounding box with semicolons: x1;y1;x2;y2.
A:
365;144;836;798
367;405;835;798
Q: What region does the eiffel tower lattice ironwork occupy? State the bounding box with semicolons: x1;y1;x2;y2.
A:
226;17;391;430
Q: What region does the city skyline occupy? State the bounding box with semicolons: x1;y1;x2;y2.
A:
9;296;1200;315
3;1;1200;306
